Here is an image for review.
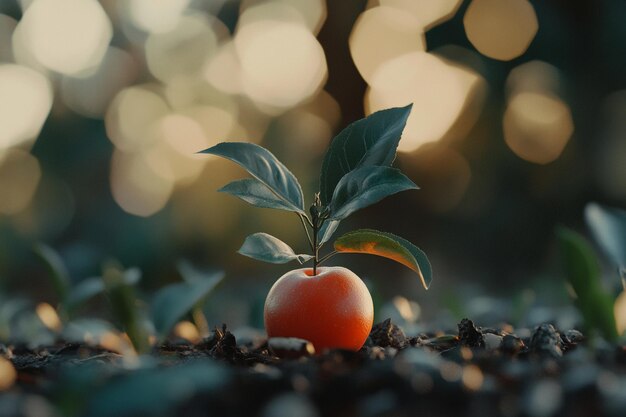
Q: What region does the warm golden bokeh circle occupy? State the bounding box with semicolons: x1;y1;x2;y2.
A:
464;0;538;61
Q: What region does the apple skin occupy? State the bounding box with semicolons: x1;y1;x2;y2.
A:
264;266;374;352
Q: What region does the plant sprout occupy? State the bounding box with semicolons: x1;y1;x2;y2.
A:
200;104;432;288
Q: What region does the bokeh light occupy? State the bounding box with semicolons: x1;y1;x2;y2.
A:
0;357;17;391
204;41;244;95
464;0;538;61
366;52;482;152
240;0;327;35
126;0;191;34
462;364;484;391
162;76;238;113
173;320;201;343
98;331;135;356
61;47;139;118
0;148;42;215
110;148;175;217
105;85;170;152
503;92;574;164
275;90;341;157
349;6;426;84
145;13;224;82
0;14;16;62
176;105;237;147
15;0;113;75
144;113;209;184
10;10;46;72
506;60;562;98
235;19;327;111
614;291;626;336
0;64;52;149
433;47;488;144
35;302;62;332
380;0;462;30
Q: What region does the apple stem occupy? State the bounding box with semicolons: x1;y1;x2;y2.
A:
313;220;319;275
309;192;328;276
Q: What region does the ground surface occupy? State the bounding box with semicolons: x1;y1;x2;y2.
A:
3;319;626;417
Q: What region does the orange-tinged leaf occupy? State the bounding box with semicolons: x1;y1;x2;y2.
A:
334;229;432;289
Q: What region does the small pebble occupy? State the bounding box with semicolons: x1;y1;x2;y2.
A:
458;318;485;348
484;333;503;350
368;319;408;349
562;329;584;345
268;337;315;358
530;324;562;358
501;335;525;354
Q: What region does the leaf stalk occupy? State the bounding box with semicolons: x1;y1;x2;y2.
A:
309;193;330;275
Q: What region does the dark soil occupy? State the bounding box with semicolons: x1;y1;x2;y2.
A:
3;319;626;417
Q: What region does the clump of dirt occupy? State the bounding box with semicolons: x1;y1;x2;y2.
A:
3;319;625;417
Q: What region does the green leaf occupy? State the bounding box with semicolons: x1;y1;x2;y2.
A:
319;104;412;205
585;202;626;268
199;142;304;212
176;260;218;337
557;227;618;342
34;243;71;303
318;219;341;246
334;229;432;289
0;297;30;340
66;270;140;313
150;270;224;341
219;178;306;214
63;318;118;343
329;166;418;220
66;278;104;312
238;233;313;264
103;263;150;354
177;259;222;284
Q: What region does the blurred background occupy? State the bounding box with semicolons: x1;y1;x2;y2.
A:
0;0;625;331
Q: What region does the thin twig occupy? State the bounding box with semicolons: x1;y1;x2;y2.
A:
317;251;338;266
313;221;319;275
297;213;314;251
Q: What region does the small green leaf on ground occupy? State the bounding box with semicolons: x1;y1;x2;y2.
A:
34;243;71;303
238;233;313;264
199;142;305;212
319;104;412;205
103;263;150;354
585;202;626;268
66;278;105;312
334;229;432;289
151;270;224;341
66;270;139;313
557;227;618;342
177;259;223;284
329;166;418;220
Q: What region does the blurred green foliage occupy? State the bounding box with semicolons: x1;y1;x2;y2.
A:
557;227;618;342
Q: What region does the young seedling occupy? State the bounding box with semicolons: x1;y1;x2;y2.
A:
200;104;432;351
34;244;224;350
151;262;224;342
556;203;626;343
103;260;224;352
